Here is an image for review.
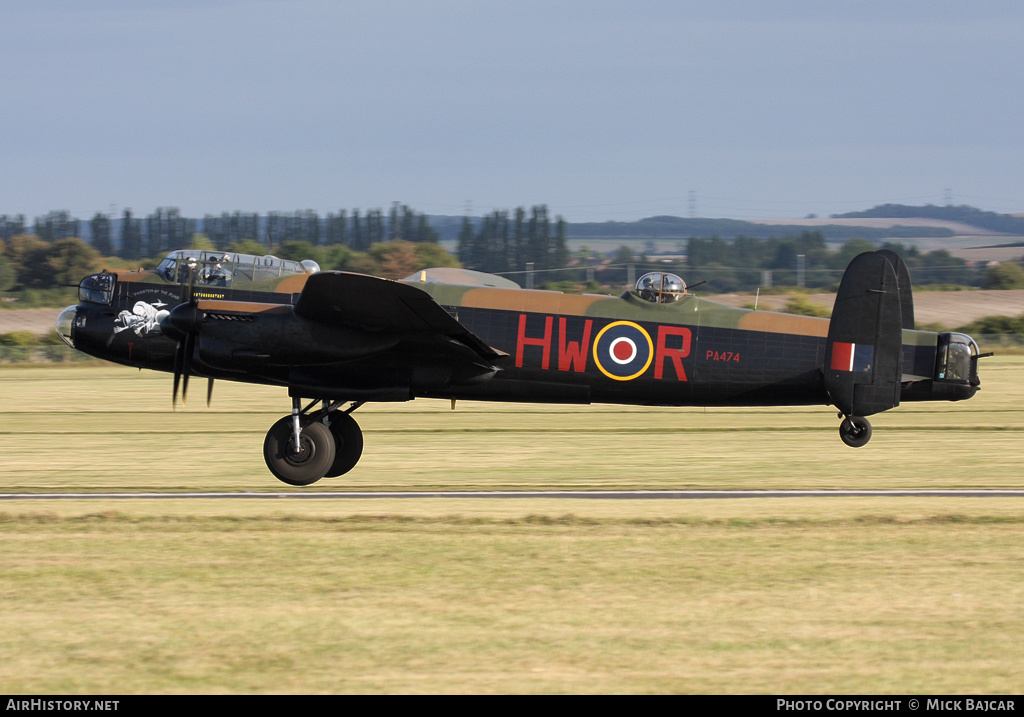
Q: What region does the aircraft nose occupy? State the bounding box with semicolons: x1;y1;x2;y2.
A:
56;305;77;348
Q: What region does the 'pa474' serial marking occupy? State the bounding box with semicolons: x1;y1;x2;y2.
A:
515;314;692;382
707;350;740;363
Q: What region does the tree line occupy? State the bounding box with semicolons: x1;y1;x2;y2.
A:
3;206;1024;299
456;205;569;275
0;203;442;261
0;203;572;288
684;232;1024;291
0;203;455;298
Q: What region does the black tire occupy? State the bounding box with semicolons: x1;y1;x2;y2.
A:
325;412;364;477
263;416;336;486
839;415;872;448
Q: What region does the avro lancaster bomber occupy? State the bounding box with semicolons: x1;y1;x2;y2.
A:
57;248;986;486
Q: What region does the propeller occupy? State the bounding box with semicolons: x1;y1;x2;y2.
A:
161;259;211;409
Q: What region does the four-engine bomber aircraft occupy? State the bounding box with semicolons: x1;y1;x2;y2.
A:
57;248;985;486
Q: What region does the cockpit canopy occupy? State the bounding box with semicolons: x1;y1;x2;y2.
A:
153;250;320;288
78;272;116;304
635;272;687;303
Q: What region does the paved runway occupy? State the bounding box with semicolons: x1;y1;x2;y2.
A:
3;490;1024;500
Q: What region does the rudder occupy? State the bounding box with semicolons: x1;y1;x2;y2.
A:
823;251;904;417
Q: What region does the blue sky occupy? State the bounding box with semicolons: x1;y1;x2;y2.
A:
3;0;1022;222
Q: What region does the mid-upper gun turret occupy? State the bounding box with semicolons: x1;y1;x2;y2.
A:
635;272;687;303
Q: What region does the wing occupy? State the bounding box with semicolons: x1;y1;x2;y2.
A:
293;271;506;361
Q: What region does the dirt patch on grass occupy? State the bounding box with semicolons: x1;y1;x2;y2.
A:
0;309;62;335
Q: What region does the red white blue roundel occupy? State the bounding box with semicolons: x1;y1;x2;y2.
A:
593;321;654;381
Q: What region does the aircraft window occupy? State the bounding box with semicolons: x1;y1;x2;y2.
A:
196;254;233;287
155;254;180;282
946;343;969;381
936;332;978;382
155;250;317;286
636;272;687;303
78;273;115;305
252;255;282;282
225;254;251;282
155;252;199;283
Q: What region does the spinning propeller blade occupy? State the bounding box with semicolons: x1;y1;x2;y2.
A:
172;339;184;410
169;258;201;410
180;330;194;405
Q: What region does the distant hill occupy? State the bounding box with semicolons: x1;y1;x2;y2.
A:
557;204;1024;247
559;215;954;245
832;204;1024;235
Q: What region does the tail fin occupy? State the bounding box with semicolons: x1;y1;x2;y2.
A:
823;251;906;417
874;248;914;330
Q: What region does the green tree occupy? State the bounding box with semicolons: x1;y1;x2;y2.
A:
350;210;365;250
90;213;113;256
317;244;355;271
879;241;919;261
553;216;569;270
44;238;100;288
275;240;326;267
699;262;741;293
984;261;1024;289
189;234;215;251
784;294;831;318
832;238;877;269
371;240;420;279
7;234;50;288
227;239;268;256
612;245;636;264
325;211;348;246
527;205;550;269
512;208;526;270
343;252;382;276
686;236;730;269
914;249;975;285
956;313;1024;335
366;209;385;245
0;254;15;292
120;209;142;260
0;330;36;346
33;211;78;242
456;216;474;266
414;242;460;270
414;214;439;244
388;203;400;241
0;215;26;243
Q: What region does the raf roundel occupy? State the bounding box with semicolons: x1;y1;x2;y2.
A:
593;321;654;381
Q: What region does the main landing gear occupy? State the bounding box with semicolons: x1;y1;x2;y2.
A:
838;413;872;448
263;398;365;486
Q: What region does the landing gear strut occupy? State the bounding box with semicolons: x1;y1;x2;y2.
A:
838;414;872;448
263;416;336;486
263;399;365;486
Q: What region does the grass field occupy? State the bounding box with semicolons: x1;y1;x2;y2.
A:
1;359;1023;693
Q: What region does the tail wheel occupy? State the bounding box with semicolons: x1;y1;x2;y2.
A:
839;415;872;448
263;416;336;486
325;412;364;478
